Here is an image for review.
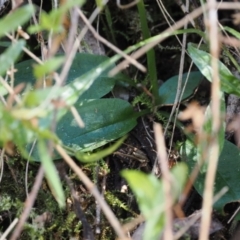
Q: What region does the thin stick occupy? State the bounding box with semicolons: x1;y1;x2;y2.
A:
174;187;228;240
5;33;43;64
25;139;37;198
10;166;45;240
122;215;145;233
153;123;173;240
199;0;221;239
0;218;19;240
76;8;145;72
163;0;189;137
116;0;139;9
65;7;79;55
59;3;104;85
0;148;5;184
0;76;21;104
70;105;85;128
55;144;128;239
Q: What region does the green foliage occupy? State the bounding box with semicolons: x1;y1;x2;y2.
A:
28;0;85;34
188;43;240;96
184;42;240;214
33;57;65;79
57;99;137;153
59;212;80;235
14;53;126;103
2;52;137;159
74;136;127;162
137;0;158;104
0;194;15;211
181;139;240;213
105;191;136;215
132;92;152;109
0;29;143;211
38;139;65;207
0;49;142;211
158;71;204;105
0;40;25;77
122;163;188;240
0;5;34;38
4;1;240;238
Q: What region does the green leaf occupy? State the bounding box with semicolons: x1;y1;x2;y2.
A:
95;0;104;8
122;163;188;240
30;98;138;161
181;139;240;213
57;98;137;153
33;57;65;79
122;170;165;240
14;53;125;103
223;26;240;40
188;43;240;96
75;136;127;162
14;53;130;133
12;53;134;162
0;106;35;147
0;39;26;95
0;40;25;77
37;140;65;207
158;71;203;105
28;0;85;33
0;103;59;159
0;41;11;47
0;5;34;38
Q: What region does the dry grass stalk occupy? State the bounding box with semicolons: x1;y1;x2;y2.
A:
154;123;174;240
199;0;221;239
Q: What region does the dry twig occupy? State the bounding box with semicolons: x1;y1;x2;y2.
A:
154;123;173;239
199;0;221;239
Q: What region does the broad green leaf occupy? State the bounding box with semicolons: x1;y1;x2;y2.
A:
14;53;131;133
14;53;127;103
158;71;203;105
38;140;65;207
188;43;240;96
181;139;240;213
31;98;138;161
122;163;188;240
0;41;11;47
12;53;134;162
57;98;137;153
0;5;34;38
33;57;65;79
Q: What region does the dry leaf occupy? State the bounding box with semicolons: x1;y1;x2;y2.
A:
178;101;206;133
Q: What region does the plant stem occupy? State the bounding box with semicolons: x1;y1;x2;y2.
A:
137;0;158;105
